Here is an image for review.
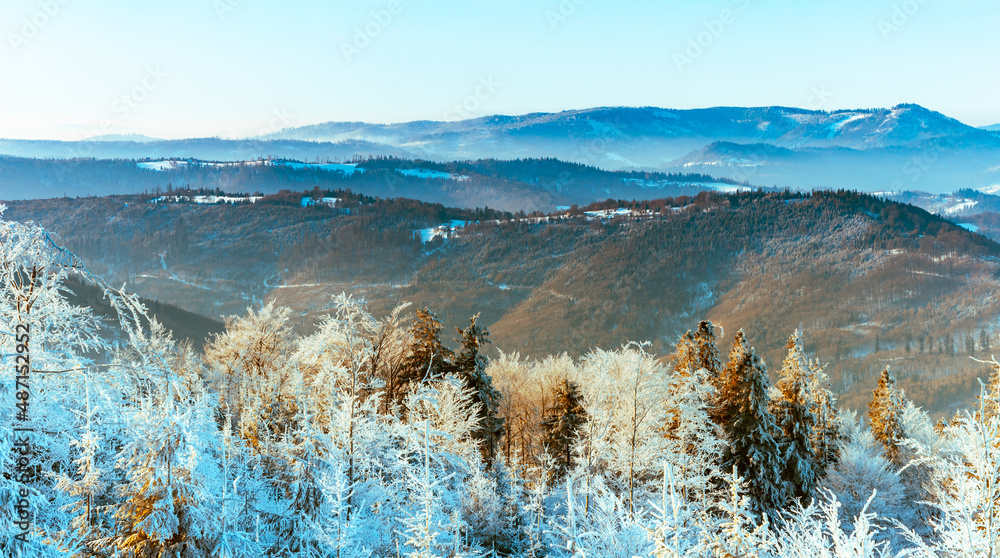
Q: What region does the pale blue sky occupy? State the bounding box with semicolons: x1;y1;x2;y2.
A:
1;0;997;139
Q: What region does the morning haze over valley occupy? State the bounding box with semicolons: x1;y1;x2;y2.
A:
3;1;1000;557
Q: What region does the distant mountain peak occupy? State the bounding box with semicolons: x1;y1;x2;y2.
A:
89;133;162;143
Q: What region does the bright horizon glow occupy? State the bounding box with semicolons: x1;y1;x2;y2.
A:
1;0;998;140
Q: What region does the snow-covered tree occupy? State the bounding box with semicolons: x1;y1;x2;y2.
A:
664;332;723;503
818;412;909;529
902;387;1000;558
868;365;907;468
453;314;504;468
101;325;222;557
204;301;296;458
540;378;586;480
717;329;787;519
693;320;723;381
399;308;454;399
771;330;819;505
397;378;484;557
577;344;670;514
0;208;146;554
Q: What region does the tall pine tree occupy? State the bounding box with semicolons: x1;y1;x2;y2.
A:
868;365;907;467
454;314;504;468
398;308;454;406
770;330;818;505
540;378;586;481
717;329;786;518
667;332;724;502
694;320;723;381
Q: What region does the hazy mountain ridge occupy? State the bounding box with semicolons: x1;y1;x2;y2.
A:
0;137;412;163
0;155;748;210
4;103;998;195
266;104;990;151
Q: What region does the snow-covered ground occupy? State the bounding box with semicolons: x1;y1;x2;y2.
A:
137;160;178;171
396;168;469;181
957;223;979;232
138;160;266;171
301;197;339;208
271;161;365;175
944;200;978;215
151;195;263;204
416;220;468;243
584;207;635;218
828;113;870;134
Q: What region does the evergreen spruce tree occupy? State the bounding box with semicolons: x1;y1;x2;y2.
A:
981;329;991;353
674;331;698;374
398;308;454;405
689;321;727;427
807;358;840;476
770;330;818;504
868;365;907;467
717;329;786;518
454;314;504;468
540;378;587;480
694;320;723;381
666;332;724;502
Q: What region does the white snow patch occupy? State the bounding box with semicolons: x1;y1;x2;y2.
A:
416;220;468;244
958;223;979;232
271;161;365;175
137;160;178;171
151;195;262;204
396;168;469;181
977;184;1000;195
706;183;752;193
944;200;978;215
138;160;267;171
301;197;340;208
829;113;870;133
585;207;634;218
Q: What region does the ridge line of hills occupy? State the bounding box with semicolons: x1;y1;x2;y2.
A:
6;187;1000;417
4;103;1000;195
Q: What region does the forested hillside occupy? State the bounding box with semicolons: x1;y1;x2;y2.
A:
5;215;1000;557
0;156;736;211
5;189;999;416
